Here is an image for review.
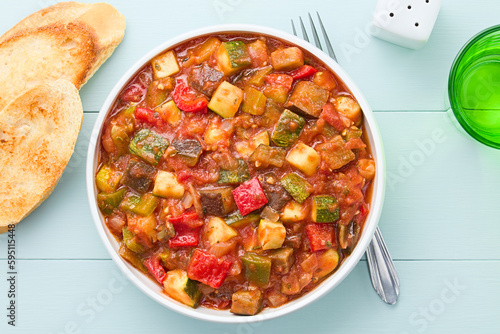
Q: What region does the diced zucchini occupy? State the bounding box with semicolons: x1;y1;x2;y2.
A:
119;244;146;272
155;100;182;126
312;195;339;223
205;217;238;246
164;269;201;308
248;65;273;86
268;248;294;274
208;81;244;118
199;187;236;216
285;142;321;176
280;200;308;222
241;253;272;287
121;193;159;216
271;109;305;147
172;139;203;167
316;136;355;170
122;227;145;253
312;71;337;91
153;171;185;199
129;129;169;166
286;81;329;118
218;159;250;185
242;86;267;115
312;249;339;282
152;51;180;79
225;211;260;228
334;96;362;123
96;165;123;192
270;47;304;71
97;188;127;215
216;41;251;76
125;213;157;244
280;173;312;204
120;159;156;193
248;144;286;169
258;219;286;250
250;131;270;148
231;289;263;316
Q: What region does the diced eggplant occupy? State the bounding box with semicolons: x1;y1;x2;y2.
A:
248;144;286;169
242;86;267;116
241;253;272;287
172;139;203;167
199;187;236;216
205;217;238;246
271;109;305;147
97;188;127;215
152;171;185;199
280;173;312;204
268;248;294;274
164;269;201;308
231;289;263;316
217;41;251;76
152;50;180;79
316;135;355;170
270;47;304;71
286;81;329;118
258;219;286;250
121;193;159;216
120;160;156;193
208;81;244;118
257;173;291;211
218;159;250;185
312;195;339;223
188;64;224;97
285;142;321;176
129;129;169;166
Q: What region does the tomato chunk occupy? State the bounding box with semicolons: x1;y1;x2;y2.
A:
305;223;337;252
172;79;208;113
289;65;318;80
232;177;268;216
168;211;203;248
121;83;146;103
134;107;163;128
320;103;346;132
143;254;167;283
187;249;232;288
265;73;293;90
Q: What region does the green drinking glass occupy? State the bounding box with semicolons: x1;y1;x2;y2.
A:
448;25;500;149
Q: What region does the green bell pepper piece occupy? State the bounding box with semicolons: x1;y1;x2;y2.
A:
122;227;145;253
96;188;127;215
120;193;159;216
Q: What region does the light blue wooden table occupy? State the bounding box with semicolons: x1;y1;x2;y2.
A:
1;0;500;333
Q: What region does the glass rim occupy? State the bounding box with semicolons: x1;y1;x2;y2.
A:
448;24;500;149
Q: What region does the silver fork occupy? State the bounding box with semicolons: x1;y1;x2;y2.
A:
291;13;400;305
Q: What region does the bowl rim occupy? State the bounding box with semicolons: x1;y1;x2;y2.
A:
86;23;386;324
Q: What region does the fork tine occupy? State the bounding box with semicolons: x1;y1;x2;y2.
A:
299;17;309;42
316;12;338;61
291;19;297;36
308;13;322;50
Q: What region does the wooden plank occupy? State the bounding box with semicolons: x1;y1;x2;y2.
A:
1;0;499;112
1;112;500;260
0;260;498;333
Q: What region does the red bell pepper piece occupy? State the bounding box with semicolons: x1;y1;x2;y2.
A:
320;103;347;132
168;211;203;248
264;73;293;90
305;223;337;252
134;107;163;128
289;65;318;80
121;83;147;103
143;254;167;283
232;177;268;216
187;249;232;288
172;79;208;113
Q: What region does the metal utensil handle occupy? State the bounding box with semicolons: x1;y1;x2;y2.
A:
366;227;400;304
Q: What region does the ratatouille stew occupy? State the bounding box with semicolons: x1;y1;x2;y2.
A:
96;33;376;315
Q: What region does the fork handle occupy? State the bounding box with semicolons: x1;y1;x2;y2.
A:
365;227;400;304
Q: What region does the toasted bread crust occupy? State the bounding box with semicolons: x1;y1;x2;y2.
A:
0;80;83;227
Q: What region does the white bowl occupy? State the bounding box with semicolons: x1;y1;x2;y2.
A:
86;24;386;323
